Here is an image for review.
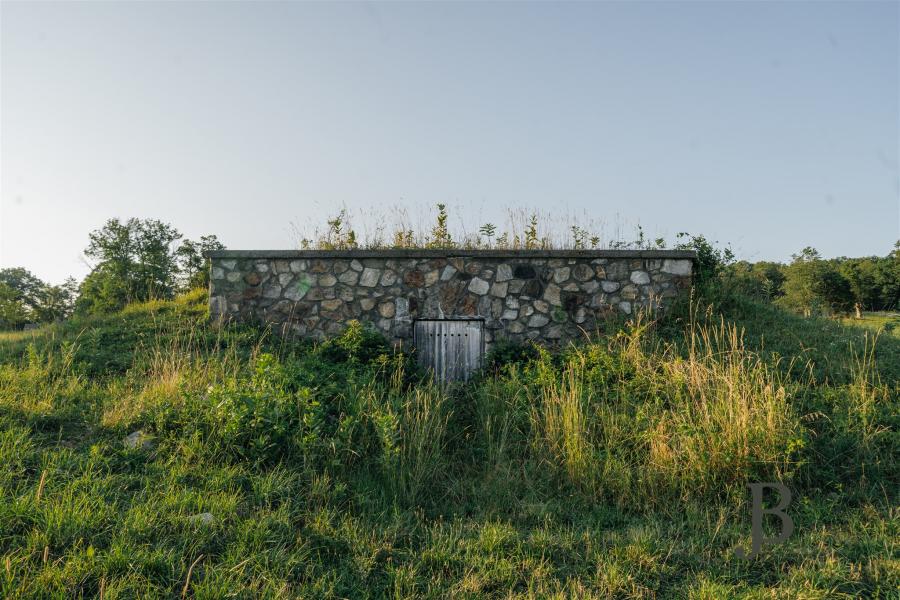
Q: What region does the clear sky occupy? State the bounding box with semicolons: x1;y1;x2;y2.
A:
2;1;898;284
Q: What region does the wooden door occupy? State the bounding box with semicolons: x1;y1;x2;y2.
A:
414;319;484;383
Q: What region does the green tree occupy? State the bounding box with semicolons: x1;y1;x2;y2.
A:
729;261;786;301
875;241;900;310
778;247;854;316
34;278;78;322
78;217;221;314
674;233;734;291
779;248;823;316
175;235;225;291
83;218;182;303
0;282;29;329
0;269;77;327
0;268;46;315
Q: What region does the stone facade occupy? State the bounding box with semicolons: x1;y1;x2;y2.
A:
206;250;695;348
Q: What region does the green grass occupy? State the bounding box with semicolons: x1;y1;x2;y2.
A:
668;298;900;385
841;312;900;339
0;292;896;598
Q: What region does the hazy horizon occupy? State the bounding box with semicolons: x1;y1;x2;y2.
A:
2;1;898;284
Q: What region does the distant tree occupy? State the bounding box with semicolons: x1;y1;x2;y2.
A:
779;248;824;316
778;247;856;316
0;268;46;314
839;258;880;317
83;218;182;300
34;278;78;322
816;268;855;315
729;261;786;301
876;241;900;310
0;282;29;329
176;235;225;291
76;267;132;315
0;269;78;327
78;217;222;314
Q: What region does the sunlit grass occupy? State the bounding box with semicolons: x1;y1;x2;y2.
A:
841;311;900;338
0;292;895;598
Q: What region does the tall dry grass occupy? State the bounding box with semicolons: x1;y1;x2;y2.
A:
291;204;665;251
520;311;801;509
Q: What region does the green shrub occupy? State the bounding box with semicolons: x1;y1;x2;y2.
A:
482;339;541;374
316;320;391;365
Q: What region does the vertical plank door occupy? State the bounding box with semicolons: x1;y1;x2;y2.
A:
414;320;484;383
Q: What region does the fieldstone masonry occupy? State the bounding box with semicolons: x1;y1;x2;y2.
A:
206;250;695;348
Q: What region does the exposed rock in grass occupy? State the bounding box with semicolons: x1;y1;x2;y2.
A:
123;431;154;450
187;513;214;526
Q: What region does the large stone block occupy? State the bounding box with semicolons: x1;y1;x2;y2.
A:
572;264;594;281
552;267;570;283
440;265;457;281
380;270;398;286
528;314;550;327
469;277;490;295
378;301;395;318
543;283;562;306
338;270;359;285
662;259;692;276
496;264;513;282
360;268;380;287
630;271;651;285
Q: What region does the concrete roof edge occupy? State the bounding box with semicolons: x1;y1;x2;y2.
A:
205;249;698;260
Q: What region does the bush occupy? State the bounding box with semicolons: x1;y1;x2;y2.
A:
482;339;541;374
315;320;391;365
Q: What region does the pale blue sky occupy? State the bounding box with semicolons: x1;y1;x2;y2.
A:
2;1;898;284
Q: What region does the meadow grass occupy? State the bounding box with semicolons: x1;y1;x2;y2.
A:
841;312;900;339
0;293;896;598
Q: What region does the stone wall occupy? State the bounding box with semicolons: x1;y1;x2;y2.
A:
207;250;695;348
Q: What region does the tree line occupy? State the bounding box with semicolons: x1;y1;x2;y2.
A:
728;244;899;317
0;218;223;329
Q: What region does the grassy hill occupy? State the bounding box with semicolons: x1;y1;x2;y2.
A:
0;291;896;598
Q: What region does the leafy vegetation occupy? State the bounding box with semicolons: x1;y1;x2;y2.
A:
0;285;896;598
0;269;78;330
729;243;899;317
76;218;224;315
1;214;897;596
1;218;223;330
